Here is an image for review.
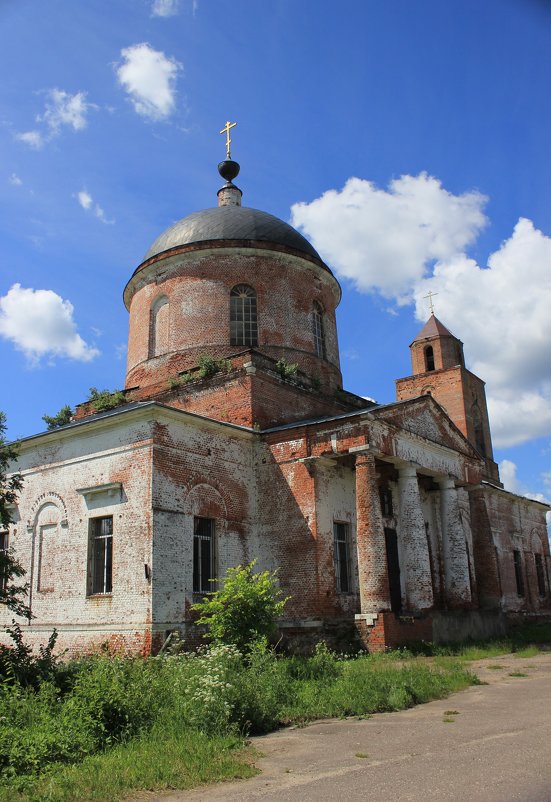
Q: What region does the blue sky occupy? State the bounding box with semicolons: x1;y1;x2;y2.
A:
1;0;550;516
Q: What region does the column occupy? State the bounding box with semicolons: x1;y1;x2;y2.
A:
438;478;472;607
398;464;434;611
355;452;391;613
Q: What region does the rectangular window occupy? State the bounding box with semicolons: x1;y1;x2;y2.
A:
535;554;546;598
333;521;351;593
0;531;8;593
193;517;215;594
380;487;393;517
513;549;525;597
88;516;113;595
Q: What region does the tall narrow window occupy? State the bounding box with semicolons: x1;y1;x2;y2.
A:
312;302;326;359
193;517;215;594
88;516;113;595
230;285;258;346
513;550;525;597
149;296;169;358
425;345;435;371
535;554;546;598
0;531;8;593
472;404;486;457
333;522;351;593
380;487;393;517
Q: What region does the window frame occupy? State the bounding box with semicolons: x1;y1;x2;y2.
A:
193;516;216;595
333;521;352;594
312;301;326;359
88;516;113;596
230;284;258;347
0;530;8;593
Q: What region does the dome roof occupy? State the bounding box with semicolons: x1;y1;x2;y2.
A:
143;205;322;263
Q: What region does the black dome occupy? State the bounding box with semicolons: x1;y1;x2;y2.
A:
144;206;322;262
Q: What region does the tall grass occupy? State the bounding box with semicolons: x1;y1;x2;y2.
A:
0;641;477;801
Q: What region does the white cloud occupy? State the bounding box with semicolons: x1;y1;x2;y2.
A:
116;43;181;121
292;175;551;447
75;189;114;225
291;174;487;303
9;173;22;186
151;0;179;16
16;89;93;148
0;284;99;364
39;89;90;133
16;130;43;149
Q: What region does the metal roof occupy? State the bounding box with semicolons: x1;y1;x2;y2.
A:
144;206;323;263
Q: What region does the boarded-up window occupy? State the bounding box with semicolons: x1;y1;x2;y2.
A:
535;554;546;598
513;550;525;597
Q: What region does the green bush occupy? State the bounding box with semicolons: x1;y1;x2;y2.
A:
197;355;232;380
87;387;126;413
192;562;288;652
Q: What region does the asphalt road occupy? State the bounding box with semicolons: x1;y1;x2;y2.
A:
151;653;551;802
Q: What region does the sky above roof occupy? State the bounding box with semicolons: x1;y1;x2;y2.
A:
1;0;550;521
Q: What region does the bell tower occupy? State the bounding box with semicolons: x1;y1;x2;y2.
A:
396;314;501;484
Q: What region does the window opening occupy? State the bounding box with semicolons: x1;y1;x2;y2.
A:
384;528;402;613
333;522;351;593
535;554;546;598
380;487;393;517
312;302;326;359
0;531;8;593
425;345;435;372
89;516;113;595
193;517;215;594
513;550;525;597
472;404;486;457
230;285;258;346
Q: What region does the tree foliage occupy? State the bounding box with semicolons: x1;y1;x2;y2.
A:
42;404;73;430
0;411;31;619
87;387;127;412
192;562;288;652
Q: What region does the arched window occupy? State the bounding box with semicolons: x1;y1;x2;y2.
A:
312;301;326;359
425;345;435;372
230;285;258;346
149;296;169;358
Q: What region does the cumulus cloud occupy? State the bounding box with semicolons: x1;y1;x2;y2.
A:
151;0;179;16
16;89;93;148
0;284;99;363
292;174;487;303
75;189;114;224
8;173;22;186
115;43;181;120
292;175;551;448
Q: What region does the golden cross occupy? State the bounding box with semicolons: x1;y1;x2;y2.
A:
424;290;438;315
220;120;237;159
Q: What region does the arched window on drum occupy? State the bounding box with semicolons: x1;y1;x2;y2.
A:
312;301;326;359
230;285;258;346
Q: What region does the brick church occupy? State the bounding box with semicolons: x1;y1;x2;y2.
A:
2;147;550;653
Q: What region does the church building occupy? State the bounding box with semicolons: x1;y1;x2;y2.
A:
2;142;550;653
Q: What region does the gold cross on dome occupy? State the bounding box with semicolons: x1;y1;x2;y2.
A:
220;120;237;159
424;290;438;315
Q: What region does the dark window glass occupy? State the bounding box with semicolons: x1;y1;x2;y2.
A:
0;531;8;593
513;550;525;597
425;345;435;372
380;487;393;517
230;285;258;346
334;522;351;593
535;554;546;598
312;302;326;359
89;517;113;595
193;517;215;594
